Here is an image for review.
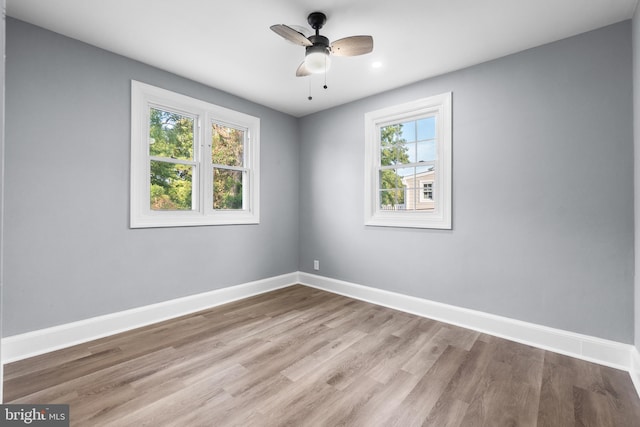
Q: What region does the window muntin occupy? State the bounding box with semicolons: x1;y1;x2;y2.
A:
131;81;260;228
364;93;451;229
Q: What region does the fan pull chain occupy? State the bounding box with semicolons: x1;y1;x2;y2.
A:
323;56;328;90
307;69;328;101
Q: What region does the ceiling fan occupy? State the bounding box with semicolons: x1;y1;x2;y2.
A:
271;12;374;77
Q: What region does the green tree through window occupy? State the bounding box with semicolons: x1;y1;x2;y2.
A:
379;124;409;208
212;124;245;210
149;108;195;211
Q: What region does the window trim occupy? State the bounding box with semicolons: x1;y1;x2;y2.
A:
130;81;260;228
364;92;452;229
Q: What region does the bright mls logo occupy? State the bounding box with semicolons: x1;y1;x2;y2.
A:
1;405;69;426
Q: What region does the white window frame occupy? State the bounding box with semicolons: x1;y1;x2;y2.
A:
364;92;452;229
130;81;260;228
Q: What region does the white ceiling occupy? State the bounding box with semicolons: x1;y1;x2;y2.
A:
6;0;639;117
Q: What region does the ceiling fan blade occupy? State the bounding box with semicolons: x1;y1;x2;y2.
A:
331;35;373;56
296;62;312;77
289;25;312;38
270;24;312;47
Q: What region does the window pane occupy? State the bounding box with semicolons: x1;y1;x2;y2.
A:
415;181;436;211
379;169;403;189
399;120;416;142
149;108;194;160
379;189;406;210
404;142;417;164
417;116;436;140
392;167;413;211
403;186;417;211
412;166;437;211
416;165;435;176
396;166;415;179
150;161;193;211
379;169;406;209
212;123;244;167
213;168;244;210
382;142;410;166
417;140;436;162
379;124;406;166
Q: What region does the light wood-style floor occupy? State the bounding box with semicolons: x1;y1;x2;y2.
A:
4;285;640;426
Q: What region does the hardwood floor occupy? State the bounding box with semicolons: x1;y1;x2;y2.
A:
4;285;640;426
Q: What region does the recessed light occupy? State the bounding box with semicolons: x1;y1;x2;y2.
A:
371;61;383;69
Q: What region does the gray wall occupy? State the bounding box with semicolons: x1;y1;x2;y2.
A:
634;6;640;350
4;18;300;336
0;0;5;402
299;21;634;343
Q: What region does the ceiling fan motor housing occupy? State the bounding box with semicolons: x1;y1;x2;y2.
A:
308;35;330;51
307;12;327;30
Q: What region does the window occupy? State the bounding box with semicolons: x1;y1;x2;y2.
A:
422;181;434;201
364;92;452;229
131;81;260;228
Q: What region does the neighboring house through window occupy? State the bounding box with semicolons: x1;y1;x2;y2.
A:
130;81;260;228
364;92;452;229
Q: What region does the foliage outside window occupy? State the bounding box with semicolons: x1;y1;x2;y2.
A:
149;108;196;211
364;93;452;229
211;124;245;210
131;81;260;228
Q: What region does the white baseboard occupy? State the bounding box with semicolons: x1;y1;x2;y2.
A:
1;272;298;364
298;272;634;372
631;347;640;399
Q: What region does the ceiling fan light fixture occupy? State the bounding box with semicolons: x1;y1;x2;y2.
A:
304;46;331;74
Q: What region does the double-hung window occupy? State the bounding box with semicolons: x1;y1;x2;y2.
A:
130;81;260;228
364;92;452;229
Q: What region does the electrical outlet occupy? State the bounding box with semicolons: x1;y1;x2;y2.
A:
313;260;320;271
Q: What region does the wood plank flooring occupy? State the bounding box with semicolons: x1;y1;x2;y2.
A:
4;285;640;426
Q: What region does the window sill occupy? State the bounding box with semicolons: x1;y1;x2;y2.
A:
130;211;260;228
365;211;451;230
